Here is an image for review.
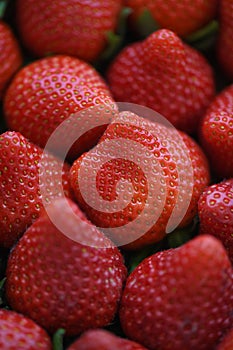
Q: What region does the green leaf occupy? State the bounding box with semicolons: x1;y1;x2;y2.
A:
0;277;6;307
167;217;199;249
136;8;160;38
0;0;8;18
100;7;132;61
185;20;219;52
53;328;65;350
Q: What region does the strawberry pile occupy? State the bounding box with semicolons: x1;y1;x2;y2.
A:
0;0;233;349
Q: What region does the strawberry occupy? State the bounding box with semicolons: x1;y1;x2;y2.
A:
120;235;233;350
107;29;215;134
0;309;52;349
217;0;233;80
217;328;233;350
67;329;148;350
4;55;116;161
16;0;122;62
199;85;233;178
0;131;72;248
125;0;218;37
5;198;127;336
70;111;210;249
198;179;233;264
0;21;22;99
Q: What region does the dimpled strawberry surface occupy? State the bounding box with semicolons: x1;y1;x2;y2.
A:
0;1;233;350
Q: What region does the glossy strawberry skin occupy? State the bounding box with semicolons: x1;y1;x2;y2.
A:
16;0;122;62
217;0;233;79
4;55;115;160
217;328;233;350
0;131;72;248
107;29;215;134
5;199;127;336
198;179;233;264
0;21;22;99
70;112;209;249
0;309;52;350
126;0;218;37
68;329;148;350
120;235;233;350
199;85;233;178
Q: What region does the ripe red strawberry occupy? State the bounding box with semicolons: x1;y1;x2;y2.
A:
0;131;72;248
70;112;210;249
16;0;122;62
125;0;218;37
217;0;233;79
67;329;148;350
4;55;116;160
0;309;52;349
107;29;215;134
198;179;233;264
5;198;127;336
217;328;233;350
0;21;22;99
120;235;233;350
199;85;233;178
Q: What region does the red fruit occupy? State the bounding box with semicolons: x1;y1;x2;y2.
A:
120;235;233;350
0;131;72;248
217;328;233;350
198;179;233;264
4;55;116;160
107;29;215;134
217;0;233;79
70;112;209;249
5;198;127;336
0;21;22;99
0;309;52;349
16;0;122;62
67;329;148;350
126;0;218;37
199;85;233;178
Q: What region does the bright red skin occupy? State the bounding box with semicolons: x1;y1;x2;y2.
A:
0;309;52;350
70;112;209;250
0;131;72;248
199;85;233;178
5;199;127;336
68;329;148;350
0;21;22;99
218;0;233;80
107;29;215;134
120;235;233;350
198;179;233;264
16;0;122;62
4;55;115;160
125;0;218;37
217;328;233;350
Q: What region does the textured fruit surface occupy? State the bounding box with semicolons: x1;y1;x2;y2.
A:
217;328;233;350
108;29;215;134
126;0;218;37
0;131;72;248
0;21;22;99
218;0;233;79
70;112;209;249
4;55;115;160
68;329;148;350
199;85;233;178
5;199;127;336
120;235;233;350
198;179;233;263
0;309;52;349
17;0;122;61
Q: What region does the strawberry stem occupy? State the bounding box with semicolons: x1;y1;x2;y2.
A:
185;20;219;51
52;328;65;350
0;0;8;18
136;8;160;38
